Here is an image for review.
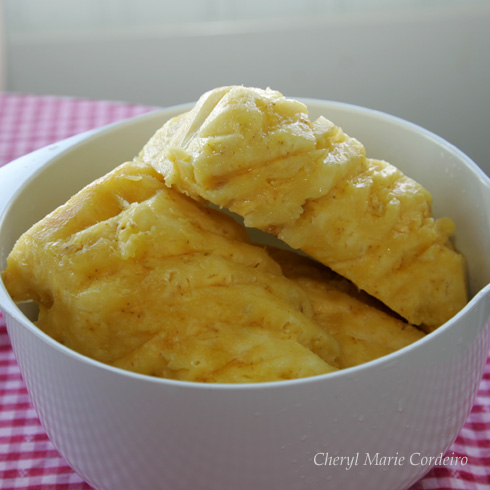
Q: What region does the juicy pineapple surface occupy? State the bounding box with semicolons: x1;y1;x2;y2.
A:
3;160;340;382
269;249;425;369
140;85;468;330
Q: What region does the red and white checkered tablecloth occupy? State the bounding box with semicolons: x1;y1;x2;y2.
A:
0;92;489;489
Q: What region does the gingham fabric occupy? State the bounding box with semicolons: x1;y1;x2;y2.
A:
0;93;489;489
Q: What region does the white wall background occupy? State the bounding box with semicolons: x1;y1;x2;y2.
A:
1;0;489;174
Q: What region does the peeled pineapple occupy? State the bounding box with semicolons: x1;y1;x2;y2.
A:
2;85;469;384
139;85;467;331
269;248;425;369
2;160;339;382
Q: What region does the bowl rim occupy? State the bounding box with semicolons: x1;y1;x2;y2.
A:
1;98;489;391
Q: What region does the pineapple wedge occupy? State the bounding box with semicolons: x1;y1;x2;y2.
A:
2;160;339;382
139;85;467;331
269;248;425;369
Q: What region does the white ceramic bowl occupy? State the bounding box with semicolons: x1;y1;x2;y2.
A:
1;100;489;490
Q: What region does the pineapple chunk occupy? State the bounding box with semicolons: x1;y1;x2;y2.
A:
269;248;425;369
3;160;339;382
139;85;467;330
